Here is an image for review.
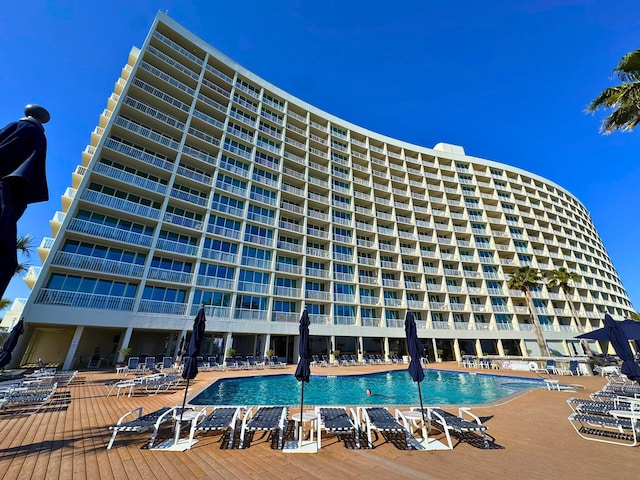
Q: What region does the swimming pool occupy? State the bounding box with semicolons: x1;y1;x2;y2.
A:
190;369;544;406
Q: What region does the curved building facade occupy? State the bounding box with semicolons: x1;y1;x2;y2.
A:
13;13;633;369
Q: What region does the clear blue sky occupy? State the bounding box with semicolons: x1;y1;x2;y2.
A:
2;1;640;313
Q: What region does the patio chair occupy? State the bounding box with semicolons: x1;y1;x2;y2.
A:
246;355;264;369
141;373;181;395
316;406;361;449
126;356;140;373
207;356;225;371
341;355;354;366
269;356;286;368
311;355;322;367
159;357;174;372
322;354;335;366
234;355;249;369
568;409;640;447
239;406;288;449
545;359;557;374
0;382;57;412
350;354;364;365
194;406;243;448
567;396;640;416
196;356;209;372
139;356;157;373
107;406;175;449
420;407;490;449
224;357;239;370
359;407;412;449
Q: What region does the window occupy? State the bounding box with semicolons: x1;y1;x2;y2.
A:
193;290;230;306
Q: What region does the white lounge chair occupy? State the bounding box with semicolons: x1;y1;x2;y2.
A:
239;406;288;449
316;406;361;448
194;406;243;448
107;406;175;449
415;407;490;449
358;407;412;449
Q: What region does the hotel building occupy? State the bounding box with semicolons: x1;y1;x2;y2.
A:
9;12;634;369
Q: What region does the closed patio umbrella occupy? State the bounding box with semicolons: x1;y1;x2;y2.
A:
0;318;24;369
405;311;427;437
294;309;311;448
179;307;206;421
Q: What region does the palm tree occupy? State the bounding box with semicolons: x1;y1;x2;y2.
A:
587;48;640;134
0;234;34;308
507;266;549;357
546;268;592;356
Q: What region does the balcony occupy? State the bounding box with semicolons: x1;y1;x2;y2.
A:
52;252;145;278
147;268;193;284
35;289;135;311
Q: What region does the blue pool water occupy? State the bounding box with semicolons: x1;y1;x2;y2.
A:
190;369;544;406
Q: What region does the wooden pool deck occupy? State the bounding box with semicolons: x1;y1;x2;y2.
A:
0;362;636;480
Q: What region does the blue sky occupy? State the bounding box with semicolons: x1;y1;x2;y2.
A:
2;1;640;313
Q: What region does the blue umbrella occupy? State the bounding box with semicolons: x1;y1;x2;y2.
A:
294;309;310;447
603;314;640;383
0;318;24;369
577;319;640;341
405;311;427;434
179;307;206;421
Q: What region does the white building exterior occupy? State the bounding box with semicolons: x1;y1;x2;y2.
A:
8;13;633;369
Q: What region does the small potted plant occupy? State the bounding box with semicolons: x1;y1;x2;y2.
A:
436;349;444;362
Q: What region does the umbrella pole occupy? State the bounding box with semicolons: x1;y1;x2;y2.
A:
417;381;428;439
299;381;305;448
175;370;191;446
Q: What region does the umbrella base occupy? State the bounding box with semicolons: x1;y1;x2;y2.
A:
408;437;449;451
151;438;198;452
282;439;318;454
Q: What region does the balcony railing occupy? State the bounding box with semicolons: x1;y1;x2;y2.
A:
35;289;134;311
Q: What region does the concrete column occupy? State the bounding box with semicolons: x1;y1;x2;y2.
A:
62;326;84;371
330;335;336;363
453;339;461;363
262;333;271;359
358;336;364;363
384;337;390;362
497;339;505;356
475;339;484;357
116;327;134;363
225;332;234;357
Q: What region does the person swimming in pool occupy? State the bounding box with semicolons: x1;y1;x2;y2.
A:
366;389;373;396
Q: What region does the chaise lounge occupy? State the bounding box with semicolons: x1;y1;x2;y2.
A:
316;406;361;448
107;406;175;449
415;407;490;449
358;407;412;449
194;406;243;449
239;406;288;449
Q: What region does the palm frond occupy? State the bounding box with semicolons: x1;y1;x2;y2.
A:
16;234;34;257
601;104;640;134
613;49;640;83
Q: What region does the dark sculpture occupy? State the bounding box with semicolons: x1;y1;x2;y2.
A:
0;104;50;298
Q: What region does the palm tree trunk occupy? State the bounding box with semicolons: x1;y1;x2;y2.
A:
563;286;592;356
525;289;550;357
